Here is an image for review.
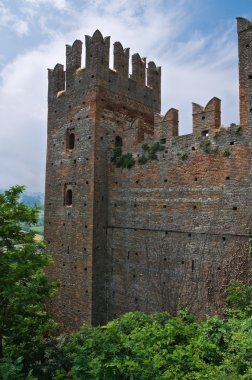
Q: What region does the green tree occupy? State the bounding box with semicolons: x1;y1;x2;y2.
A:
0;186;57;378
55;294;252;379
226;280;252;314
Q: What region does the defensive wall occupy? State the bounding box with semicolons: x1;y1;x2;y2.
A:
45;18;252;330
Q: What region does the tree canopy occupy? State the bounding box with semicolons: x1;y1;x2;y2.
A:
0;186;57;379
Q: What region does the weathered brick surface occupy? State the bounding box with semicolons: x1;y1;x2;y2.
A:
45;23;252;330
237;17;252;125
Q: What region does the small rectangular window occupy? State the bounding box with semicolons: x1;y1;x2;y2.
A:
64;186;73;206
201;130;209;137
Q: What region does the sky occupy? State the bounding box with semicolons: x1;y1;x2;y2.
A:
0;0;251;192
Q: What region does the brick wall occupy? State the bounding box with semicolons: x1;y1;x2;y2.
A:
45;23;252;330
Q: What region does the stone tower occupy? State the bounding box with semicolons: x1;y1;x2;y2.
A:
45;21;252;331
237;17;252;125
45;30;161;329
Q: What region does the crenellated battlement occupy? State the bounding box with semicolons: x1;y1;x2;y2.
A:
48;64;65;98
47;22;252;138
45;18;252;330
113;42;129;78
66;40;82;88
48;30;161;112
237;17;252;33
192;97;221;136
131;53;146;86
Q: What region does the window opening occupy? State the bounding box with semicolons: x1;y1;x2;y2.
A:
201;130;209;137
65;189;72;206
67;131;75;150
191;260;195;271
115;135;123;147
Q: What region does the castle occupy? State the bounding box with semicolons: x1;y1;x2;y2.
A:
45;17;252;330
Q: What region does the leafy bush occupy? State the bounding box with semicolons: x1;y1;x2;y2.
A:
111;141;165;169
111;146;122;164
138;155;149;165
177;151;189;161
199;139;212;153
235;125;242;135
223;148;231;157
142;142;165;160
226;281;252;313
111;148;135;169
54;287;252;379
0;358;36;380
138;142;165;164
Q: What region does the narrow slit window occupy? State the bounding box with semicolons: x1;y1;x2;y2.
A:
68;133;75;149
65;189;73;206
115;135;123;147
191;260;195;271
66;129;75;150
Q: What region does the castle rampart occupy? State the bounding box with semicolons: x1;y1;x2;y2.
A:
45;21;252;330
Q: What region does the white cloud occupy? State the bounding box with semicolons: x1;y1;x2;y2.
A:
14;18;29;36
0;37;65;191
0;1;12;24
22;0;70;11
0;1;29;36
0;0;241;191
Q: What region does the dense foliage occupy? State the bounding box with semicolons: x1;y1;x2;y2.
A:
0;186;251;380
111;147;136;169
55;296;252;380
0;188;45;236
0;186;57;379
20;192;44;235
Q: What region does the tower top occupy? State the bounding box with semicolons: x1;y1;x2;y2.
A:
48;29;161;112
237;17;252;33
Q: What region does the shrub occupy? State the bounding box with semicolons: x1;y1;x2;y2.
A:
199;139;212;153
111;147;122;163
111;142;165;168
177;151;189;161
223;148;231;157
111;147;135;169
139;142;165;164
226;281;252;312
118;153;135;169
138;155;149;165
235;125;242;135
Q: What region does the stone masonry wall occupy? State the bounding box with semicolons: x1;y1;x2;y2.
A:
106;122;252;319
45;21;252;330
